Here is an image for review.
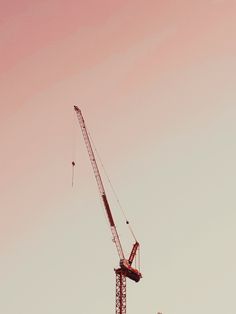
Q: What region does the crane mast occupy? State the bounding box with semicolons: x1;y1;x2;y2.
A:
74;105;141;314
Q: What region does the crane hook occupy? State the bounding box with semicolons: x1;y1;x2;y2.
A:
72;161;76;187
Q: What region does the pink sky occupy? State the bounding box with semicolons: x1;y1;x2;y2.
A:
1;1;236;314
1;1;235;116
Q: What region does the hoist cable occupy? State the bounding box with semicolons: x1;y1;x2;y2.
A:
72;161;75;187
87;128;137;243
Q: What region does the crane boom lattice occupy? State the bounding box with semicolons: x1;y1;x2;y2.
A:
74;105;124;261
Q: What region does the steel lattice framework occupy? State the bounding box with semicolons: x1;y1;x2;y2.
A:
74;105;141;314
115;269;126;314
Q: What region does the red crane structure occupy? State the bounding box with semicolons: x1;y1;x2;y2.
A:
74;105;142;314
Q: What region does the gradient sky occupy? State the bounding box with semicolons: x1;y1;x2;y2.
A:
1;1;236;314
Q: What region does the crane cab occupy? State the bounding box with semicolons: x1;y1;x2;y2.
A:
120;259;142;282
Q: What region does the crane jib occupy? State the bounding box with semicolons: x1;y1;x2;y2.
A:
102;194;115;227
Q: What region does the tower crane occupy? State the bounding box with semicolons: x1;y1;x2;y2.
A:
74;105;142;314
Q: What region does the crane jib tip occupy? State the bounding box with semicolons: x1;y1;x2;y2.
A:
74;105;81;112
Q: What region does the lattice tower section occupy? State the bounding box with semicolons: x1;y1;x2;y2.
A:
115;269;126;314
